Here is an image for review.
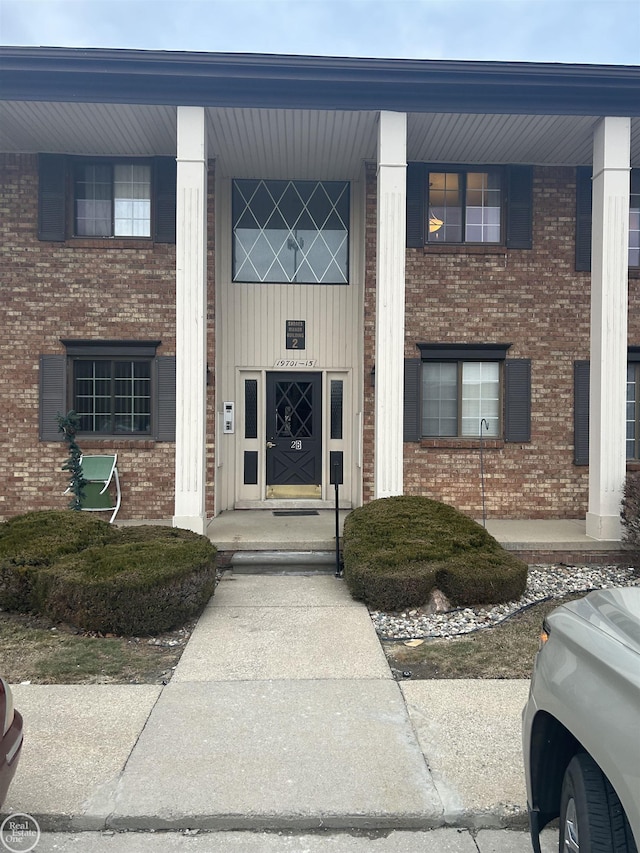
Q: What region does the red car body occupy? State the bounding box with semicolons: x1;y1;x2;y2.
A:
0;678;23;809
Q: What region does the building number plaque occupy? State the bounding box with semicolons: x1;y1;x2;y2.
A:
286;320;306;350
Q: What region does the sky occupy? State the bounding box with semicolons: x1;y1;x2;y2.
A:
0;0;639;66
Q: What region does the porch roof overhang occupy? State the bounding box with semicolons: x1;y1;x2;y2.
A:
1;47;639;174
2;46;639;116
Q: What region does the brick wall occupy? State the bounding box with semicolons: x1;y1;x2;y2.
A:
4;153;639;523
0;154;216;521
364;163;640;519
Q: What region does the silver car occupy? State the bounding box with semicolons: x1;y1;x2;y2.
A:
522;587;640;853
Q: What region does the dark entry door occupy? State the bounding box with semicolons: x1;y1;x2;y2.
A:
266;372;322;492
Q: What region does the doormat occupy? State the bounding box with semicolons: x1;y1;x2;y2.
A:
272;510;320;517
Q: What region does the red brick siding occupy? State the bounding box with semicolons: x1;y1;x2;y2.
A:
364;163;640;518
0;154;216;521
4;153;639;523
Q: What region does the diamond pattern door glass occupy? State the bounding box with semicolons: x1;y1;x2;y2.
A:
275;381;313;438
233;180;349;283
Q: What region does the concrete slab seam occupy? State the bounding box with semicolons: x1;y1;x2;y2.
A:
91;685;168;832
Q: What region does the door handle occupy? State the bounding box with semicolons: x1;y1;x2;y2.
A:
266;441;276;449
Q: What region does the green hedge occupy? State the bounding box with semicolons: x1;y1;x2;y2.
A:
343;496;527;611
0;511;114;612
0;511;217;635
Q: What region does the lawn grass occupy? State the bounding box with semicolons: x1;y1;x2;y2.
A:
2;591;587;684
381;594;585;679
0;610;191;684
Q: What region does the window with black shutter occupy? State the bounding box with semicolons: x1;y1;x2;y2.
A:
406;164;533;249
39;342;176;442
403;345;531;444
37;155;176;243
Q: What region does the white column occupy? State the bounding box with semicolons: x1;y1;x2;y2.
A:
374;111;407;498
586;116;631;541
173;106;208;535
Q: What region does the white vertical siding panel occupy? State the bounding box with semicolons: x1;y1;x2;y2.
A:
217;170;363;511
224;281;357;370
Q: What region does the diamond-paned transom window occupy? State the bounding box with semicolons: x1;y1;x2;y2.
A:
233;180;349;284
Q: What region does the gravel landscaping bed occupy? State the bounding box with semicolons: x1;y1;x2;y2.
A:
371;563;639;640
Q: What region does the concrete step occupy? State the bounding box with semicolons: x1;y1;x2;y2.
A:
230;550;340;573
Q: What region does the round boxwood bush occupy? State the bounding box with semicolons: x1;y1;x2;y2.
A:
0;512;217;635
343;496;527;611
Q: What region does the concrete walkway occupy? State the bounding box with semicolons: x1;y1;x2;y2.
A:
4;574;533;837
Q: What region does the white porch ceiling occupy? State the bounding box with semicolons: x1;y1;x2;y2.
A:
207;108;378;179
1;101;638;174
0;101;177;157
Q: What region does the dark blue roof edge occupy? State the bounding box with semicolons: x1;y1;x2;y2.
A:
1;46;639;116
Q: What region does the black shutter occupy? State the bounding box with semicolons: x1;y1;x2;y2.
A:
153;157;177;244
403;358;422;441
631;168;640;196
406;163;425;248
574;361;590;465
505;166;533;249
504;359;531;442
38;154;66;242
575;166;593;272
156;356;176;441
39;355;66;441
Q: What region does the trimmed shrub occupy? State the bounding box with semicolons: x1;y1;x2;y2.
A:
346;562;437;613
343;496;527;611
0;511;114;611
0;510;114;565
0;512;217;635
434;551;528;606
42;536;217;635
114;525;205;545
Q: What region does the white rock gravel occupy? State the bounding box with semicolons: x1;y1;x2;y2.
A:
371;564;640;640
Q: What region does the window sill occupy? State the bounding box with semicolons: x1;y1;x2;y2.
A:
78;438;159;450
626;461;640;471
420;244;507;256
64;238;157;250
419;438;504;450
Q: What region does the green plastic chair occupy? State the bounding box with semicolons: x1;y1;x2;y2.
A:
75;454;121;523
